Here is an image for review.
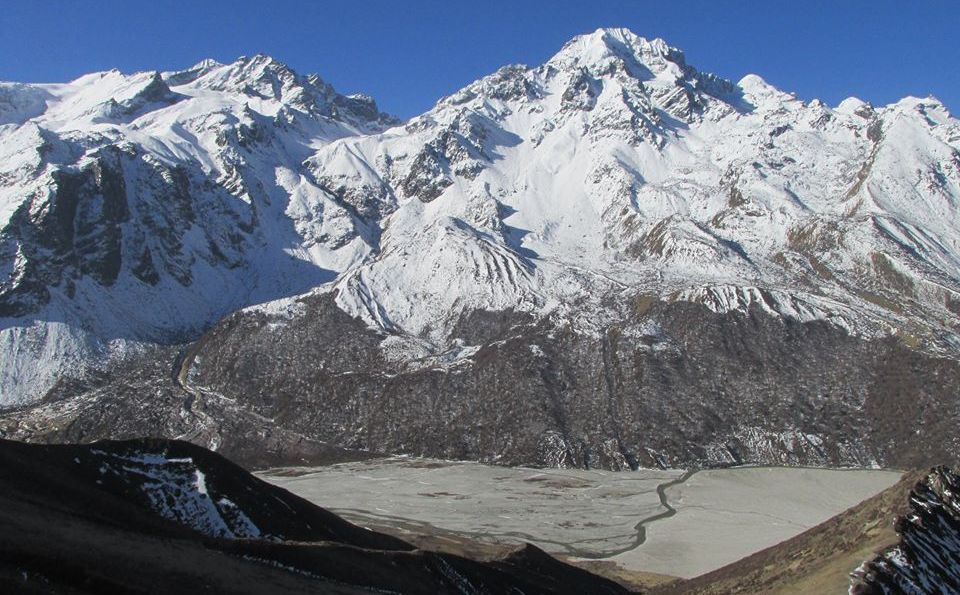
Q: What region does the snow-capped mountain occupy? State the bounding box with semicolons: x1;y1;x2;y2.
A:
0;54;396;405
317;27;960;345
2;28;960;469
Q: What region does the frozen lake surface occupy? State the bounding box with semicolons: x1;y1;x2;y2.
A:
610;466;902;577
258;459;900;578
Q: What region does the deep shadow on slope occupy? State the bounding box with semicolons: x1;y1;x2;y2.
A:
0;438;631;594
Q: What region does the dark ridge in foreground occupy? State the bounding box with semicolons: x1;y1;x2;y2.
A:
851;466;960;595
0;438;630;594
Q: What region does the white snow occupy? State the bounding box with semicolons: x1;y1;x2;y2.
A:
307;27;960;359
93;450;263;539
2;28;960;404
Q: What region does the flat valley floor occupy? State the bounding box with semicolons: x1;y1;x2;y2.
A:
258;460;901;579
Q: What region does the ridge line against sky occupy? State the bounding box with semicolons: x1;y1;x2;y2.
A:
1;0;957;119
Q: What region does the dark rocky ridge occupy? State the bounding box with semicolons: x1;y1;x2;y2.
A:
0;344;377;470
0;437;630;594
4;292;958;471
851;466;960;594
184;294;960;470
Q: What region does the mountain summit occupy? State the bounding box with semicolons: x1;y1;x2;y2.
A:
1;29;959;470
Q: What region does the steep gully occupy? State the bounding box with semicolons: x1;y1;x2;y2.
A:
171;346;276;450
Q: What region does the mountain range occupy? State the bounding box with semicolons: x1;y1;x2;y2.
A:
1;28;959;470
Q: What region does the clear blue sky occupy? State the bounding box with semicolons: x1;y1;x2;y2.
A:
2;1;957;118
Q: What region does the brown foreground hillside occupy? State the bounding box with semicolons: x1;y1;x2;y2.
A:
651;471;922;595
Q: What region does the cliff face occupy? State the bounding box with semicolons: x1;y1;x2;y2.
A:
0;57;396;406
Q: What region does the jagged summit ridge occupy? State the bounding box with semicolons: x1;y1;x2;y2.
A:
435;27;742;123
306;28;960;348
548;28;689;77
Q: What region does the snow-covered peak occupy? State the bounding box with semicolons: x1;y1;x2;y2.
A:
169;54;397;129
188;54;296;95
161;58;224;86
424;27;741;136
16;68;183;130
885;94;953;124
547;28;683;78
193;58;223;71
304;27;960;350
2;32;960;410
737;73;797;110
835;96;872;116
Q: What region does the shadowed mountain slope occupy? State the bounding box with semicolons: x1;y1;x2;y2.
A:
0;438;630;594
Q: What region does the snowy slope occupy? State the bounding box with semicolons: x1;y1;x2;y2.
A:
2;28;960;409
313;28;960;347
0;56;396;405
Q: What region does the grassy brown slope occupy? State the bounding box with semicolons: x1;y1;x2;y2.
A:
560;558;681;592
652;471;921;595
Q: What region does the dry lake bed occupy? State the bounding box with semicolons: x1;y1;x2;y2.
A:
258;459;901;579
